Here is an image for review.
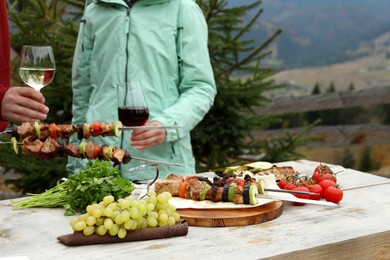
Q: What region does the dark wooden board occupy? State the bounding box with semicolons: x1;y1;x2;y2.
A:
177;201;283;227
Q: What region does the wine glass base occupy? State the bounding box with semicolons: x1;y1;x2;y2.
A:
128;162;155;172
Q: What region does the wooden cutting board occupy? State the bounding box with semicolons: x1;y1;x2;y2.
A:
176;201;283;227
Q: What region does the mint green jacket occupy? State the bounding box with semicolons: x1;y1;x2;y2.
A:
66;0;216;180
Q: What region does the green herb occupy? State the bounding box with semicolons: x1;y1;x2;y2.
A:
10;160;135;216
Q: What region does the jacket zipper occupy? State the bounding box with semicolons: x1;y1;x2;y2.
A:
124;0;136;105
120;0;136;158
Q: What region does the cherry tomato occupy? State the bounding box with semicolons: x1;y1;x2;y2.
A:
323;186;343;204
285;182;297;191
312;164;333;183
92;144;101;159
307;184;323;200
235;178;245;188
317;173;337;183
293;186;310;206
91;122;101;137
49;123;57;139
278;179;288;189
319;179;337;197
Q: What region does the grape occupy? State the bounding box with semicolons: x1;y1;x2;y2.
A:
118;198;131;209
158;221;168;227
146;216;158;227
173;212;181;222
148;190;157;197
167;216;176;226
165;208;173;216
159;213;168;222
129;207;140;219
103;195;115;205
118;227;127;239
109;224;119;236
124;219;134;230
92;208;102;219
155;202;169;211
147;195;157;205
147;211;158;219
83;226;95;236
103;207;113;217
96;217;104;226
78;213;89;221
70;218;78;228
73;220;87;231
115;214;124;225
96;225;107;236
107;202;118;211
104;218;114;230
86;204;94;215
157;193;167;203
86;215;97;226
162;191;172;200
120;210;131;222
145;202;155;211
112;210;121;221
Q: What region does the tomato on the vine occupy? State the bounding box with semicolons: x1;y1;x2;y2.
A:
312;164;333;183
293;186;310;206
307;184;323;200
323;186;343;204
278;179;288;189
318;179;337;197
317;173;337;183
285;182;297;191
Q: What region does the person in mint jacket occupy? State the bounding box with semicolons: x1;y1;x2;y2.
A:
67;0;217;180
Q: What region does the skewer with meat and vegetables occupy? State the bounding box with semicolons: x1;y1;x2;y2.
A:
154;174;263;205
1;121;123;141
10;137;131;165
8;137;183;168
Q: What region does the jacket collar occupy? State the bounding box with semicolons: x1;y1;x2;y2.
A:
94;0;173;6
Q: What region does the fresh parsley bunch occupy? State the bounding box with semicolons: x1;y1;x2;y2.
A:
10;160;135;216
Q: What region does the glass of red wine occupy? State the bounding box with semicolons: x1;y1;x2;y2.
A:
118;81;151;171
118;81;149;126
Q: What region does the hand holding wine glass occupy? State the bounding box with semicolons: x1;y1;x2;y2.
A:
118;81;149;127
118;81;151;171
19;45;55;92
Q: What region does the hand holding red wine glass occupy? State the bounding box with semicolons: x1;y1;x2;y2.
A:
118;81;151;172
118;81;149;127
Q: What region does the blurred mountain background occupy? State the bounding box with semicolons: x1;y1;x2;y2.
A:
226;0;390;176
229;0;390;94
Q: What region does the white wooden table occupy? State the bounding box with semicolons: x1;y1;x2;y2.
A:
1;160;389;260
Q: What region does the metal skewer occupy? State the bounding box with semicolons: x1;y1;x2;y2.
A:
0;130;13;135
119;125;182;131
131;156;183;167
264;188;319;195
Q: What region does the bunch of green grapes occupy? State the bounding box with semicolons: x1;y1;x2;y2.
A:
69;191;181;239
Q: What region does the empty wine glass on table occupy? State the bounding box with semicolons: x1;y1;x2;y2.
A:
19;45;55;92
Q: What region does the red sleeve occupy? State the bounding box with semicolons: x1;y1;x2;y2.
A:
0;1;11;130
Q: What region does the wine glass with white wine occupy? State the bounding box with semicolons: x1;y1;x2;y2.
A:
19;45;55;92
